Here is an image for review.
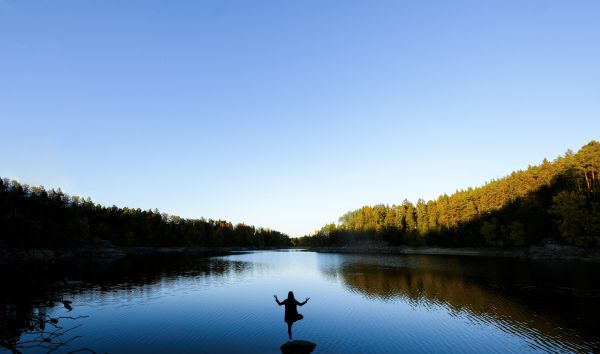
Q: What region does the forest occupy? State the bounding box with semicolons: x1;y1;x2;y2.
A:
0;180;291;249
2;141;599;251
297;141;600;248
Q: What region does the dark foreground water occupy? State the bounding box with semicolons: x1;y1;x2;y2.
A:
2;250;600;353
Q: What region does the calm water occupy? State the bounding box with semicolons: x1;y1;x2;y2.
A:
2;250;600;353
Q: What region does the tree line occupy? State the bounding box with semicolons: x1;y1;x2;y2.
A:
296;141;600;248
0;180;291;248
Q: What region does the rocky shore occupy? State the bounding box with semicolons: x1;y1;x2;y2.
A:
4;244;600;265
309;244;600;262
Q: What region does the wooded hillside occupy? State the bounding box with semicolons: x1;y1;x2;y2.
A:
297;141;600;247
0;180;290;248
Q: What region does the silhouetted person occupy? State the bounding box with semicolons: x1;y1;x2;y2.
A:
274;291;309;340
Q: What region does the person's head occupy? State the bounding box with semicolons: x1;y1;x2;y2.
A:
287;291;294;300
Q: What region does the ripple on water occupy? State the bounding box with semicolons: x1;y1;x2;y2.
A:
4;251;600;354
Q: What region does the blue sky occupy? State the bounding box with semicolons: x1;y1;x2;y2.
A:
1;0;599;236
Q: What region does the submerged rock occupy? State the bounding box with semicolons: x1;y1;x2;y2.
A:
280;340;316;354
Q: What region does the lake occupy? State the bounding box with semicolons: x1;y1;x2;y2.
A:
2;250;600;353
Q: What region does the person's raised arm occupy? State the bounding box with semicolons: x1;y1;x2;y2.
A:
274;295;283;306
299;297;310;306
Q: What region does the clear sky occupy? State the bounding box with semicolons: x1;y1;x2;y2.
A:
1;1;599;236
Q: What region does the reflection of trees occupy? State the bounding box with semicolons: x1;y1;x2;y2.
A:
1;252;250;354
329;255;600;352
1;238;96;353
0;280;93;354
56;253;253;298
82;252;247;281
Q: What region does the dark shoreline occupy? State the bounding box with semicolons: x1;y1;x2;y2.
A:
0;246;281;266
308;244;600;262
4;244;600;265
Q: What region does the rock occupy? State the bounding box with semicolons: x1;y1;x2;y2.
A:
280;340;317;354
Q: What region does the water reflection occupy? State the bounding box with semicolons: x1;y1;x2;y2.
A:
3;251;600;353
0;252;252;353
0;275;89;353
321;254;600;352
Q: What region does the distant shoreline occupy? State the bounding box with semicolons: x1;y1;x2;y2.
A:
308;244;600;262
4;244;600;265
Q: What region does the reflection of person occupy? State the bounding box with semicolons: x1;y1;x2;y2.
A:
274;291;310;340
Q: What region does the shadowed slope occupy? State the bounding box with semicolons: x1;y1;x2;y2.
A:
298;141;600;248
